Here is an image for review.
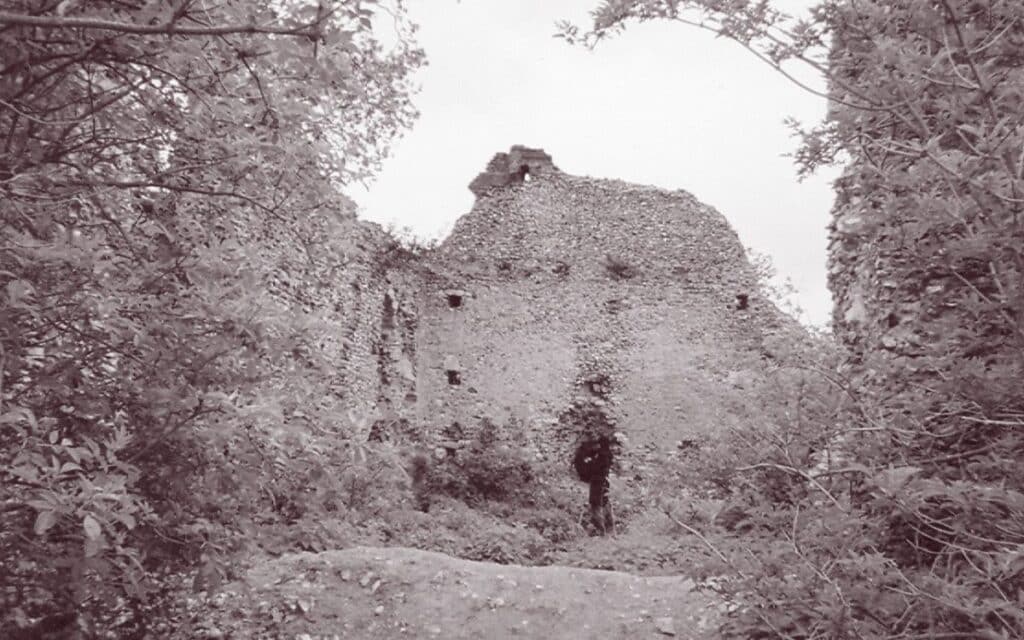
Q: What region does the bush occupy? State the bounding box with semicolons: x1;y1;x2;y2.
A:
462;524;549;565
651;341;1024;639
419;422;539;508
0;0;422;633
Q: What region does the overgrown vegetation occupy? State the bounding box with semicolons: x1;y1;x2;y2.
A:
414;420;538;508
568;1;1024;638
5;0;1024;637
0;0;423;635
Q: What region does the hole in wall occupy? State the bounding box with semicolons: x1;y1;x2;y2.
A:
604;255;638;280
446;369;462;386
886;312;900;328
442;421;465;440
604;298;625;314
382;292;396;329
735;294;749;310
447;293;463;308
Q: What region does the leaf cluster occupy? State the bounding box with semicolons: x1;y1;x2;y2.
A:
1;0;423;632
416;419;540;508
568;1;1024;638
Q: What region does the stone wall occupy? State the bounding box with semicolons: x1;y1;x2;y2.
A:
404;147;795;457
254;147;801;454
224;195;421;431
467;145;558;197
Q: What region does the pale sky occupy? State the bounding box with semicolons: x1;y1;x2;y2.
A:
353;1;841;328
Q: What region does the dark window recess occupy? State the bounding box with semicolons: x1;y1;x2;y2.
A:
382;292;396;329
447;294;463;308
446;370;462;386
604;298;625;314
886;313;900;328
515;164;530;182
735;294;749;310
443;421;465;440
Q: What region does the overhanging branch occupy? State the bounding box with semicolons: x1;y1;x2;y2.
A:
0;11;320;38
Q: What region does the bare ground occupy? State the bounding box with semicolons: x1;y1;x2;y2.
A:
201;546;724;639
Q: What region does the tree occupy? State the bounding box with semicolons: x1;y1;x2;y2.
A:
0;0;423;630
564;1;1024;638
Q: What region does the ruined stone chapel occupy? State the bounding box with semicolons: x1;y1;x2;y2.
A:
334;146;797;454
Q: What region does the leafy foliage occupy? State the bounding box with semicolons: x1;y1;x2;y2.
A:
0;0;423;632
416;420;539;508
567;2;1024;637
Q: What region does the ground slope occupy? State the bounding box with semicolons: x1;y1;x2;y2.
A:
200;546;724;639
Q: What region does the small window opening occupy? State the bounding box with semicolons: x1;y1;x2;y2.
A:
735;294;749;310
382;292;396;329
447;293;463;308
515;164;531;182
443;421;465;440
446;369;462;386
886;312;900;328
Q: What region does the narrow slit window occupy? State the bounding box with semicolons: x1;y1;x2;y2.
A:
446;370;462;386
735;294;749;310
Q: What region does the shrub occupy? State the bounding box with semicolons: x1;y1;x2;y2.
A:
648;343;1024;639
0;1;422;634
519;507;585;545
420;424;538;507
461;524;548;565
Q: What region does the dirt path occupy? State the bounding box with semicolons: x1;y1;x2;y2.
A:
215;546;722;639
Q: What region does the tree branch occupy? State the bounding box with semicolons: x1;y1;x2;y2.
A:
735;461;846;510
0;11;320;38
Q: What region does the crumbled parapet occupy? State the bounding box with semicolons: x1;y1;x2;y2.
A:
468;145;557;197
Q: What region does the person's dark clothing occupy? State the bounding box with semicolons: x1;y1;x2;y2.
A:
588;474;614;535
574;436;615;535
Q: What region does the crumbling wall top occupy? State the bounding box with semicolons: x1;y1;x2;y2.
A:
468;145;557;197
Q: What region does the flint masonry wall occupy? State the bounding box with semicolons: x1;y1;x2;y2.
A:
250;147;799;454
407;147;793;456
226;191;424;435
